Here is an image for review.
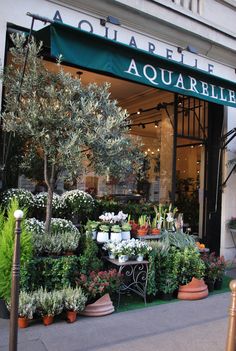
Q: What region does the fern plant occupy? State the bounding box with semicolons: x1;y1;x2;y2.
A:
0;199;32;300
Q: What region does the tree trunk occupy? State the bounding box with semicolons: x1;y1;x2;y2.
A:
45;185;53;233
44;154;55;233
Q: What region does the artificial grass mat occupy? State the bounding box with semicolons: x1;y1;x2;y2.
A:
115;275;232;313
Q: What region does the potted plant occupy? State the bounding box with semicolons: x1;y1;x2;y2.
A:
102;240;119;259
134;240;152;261
63;286;87;323
110;224;122;242
35;288;64;326
174;246;208;300
137;215;149;236
9;291;36;328
121;222;131;240
97;224;110;243
85;220;100;240
76;269;122;316
61;231;80;255
116;239;136;262
151;206;161;235
201;252;227;291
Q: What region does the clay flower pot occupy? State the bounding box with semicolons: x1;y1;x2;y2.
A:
42;315;54;326
18;316;29;328
66;310;77;323
177;277;209;300
151;228;160;235
80;293;114;317
137;228;148;236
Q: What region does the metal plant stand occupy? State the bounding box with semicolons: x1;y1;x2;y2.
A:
105;258;149;308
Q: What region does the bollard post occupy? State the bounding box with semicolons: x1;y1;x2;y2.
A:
9;210;24;351
226;280;236;351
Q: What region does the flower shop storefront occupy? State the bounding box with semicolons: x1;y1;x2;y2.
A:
29;20;236;252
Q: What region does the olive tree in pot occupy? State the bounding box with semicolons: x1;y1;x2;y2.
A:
1;34;143;234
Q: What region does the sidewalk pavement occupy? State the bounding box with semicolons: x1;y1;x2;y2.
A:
0;289;233;351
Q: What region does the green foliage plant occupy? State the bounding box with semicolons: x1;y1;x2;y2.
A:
78;236;103;275
1;34;143;233
21;256;79;292
174;246;205;286
111;224;121;233
0;199;32;300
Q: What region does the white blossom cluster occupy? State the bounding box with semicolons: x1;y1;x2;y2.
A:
61;190;95;214
1;188;35;208
34;192;64;211
25;218;45;236
103;238;152;257
99;211;128;224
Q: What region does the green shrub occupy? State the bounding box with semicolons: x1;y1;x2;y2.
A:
0;199;32;300
78;235;103;275
21;256;79;292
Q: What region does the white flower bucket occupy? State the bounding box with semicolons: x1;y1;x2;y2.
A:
121;231;131;240
92;230;97;240
108;252;115;259
136;255;144;262
110;232;122;242
118;255;128;263
97;231;109;243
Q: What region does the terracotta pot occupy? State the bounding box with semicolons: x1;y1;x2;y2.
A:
18;317;29;328
137;228;148;236
151;228;160;235
66;310;77;323
80;293;114;317
178;277;209;300
42;315;54;326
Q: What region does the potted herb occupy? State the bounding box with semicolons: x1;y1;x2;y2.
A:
63;286;87;323
35;288;64;326
61;231;80;255
10;291;36;328
110;224;122;242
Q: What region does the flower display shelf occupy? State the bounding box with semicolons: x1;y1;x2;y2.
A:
104;257;149;308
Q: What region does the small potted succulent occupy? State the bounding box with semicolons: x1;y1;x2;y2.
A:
110;224;122;242
63;286;87;323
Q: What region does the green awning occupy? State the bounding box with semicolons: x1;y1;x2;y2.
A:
36;22;236;108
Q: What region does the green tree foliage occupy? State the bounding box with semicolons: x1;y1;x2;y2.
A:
1;34;143;232
0;199;32;300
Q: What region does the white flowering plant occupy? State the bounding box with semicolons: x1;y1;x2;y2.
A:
99;211;128;224
0;188;35;211
134;241;152;256
61;190;95;216
102;240;119;256
34;192;65;217
63;286;87;312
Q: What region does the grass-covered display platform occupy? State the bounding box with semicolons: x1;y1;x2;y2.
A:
116;275;232;313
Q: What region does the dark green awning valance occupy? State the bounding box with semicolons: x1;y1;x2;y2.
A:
36;22;236;108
